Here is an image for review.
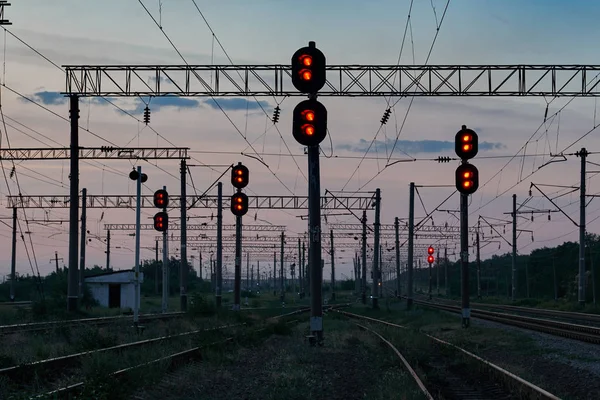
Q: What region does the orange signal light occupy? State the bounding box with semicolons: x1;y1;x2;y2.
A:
302;124;315;136
300;55;313;66
300;69;312;81
463;144;472;151
463;171;471;178
462;134;472;142
463;181;472;188
303;110;315;121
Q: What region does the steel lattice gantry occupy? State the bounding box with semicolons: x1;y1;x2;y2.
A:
7;195;373;210
328;224;478;234
157;232;457;242
64;64;600;97
105;224;286;232
0;147;189;160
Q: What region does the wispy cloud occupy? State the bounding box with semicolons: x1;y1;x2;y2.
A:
203;98;271;112
337;138;506;154
25;91;67;106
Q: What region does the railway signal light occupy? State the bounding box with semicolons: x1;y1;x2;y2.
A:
153;189;169;208
291;41;326;94
455;125;478;160
292;99;327;147
428;246;434;255
231;163;249;189
129;168;148;183
153;211;168;232
231;192;249;217
456;163;479;194
427;255;434;264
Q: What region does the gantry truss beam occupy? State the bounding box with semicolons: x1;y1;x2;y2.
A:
328;224;477;234
106;224;286;232
158;232;457;242
0;147;189;160
8;195;372;210
63;64;600;97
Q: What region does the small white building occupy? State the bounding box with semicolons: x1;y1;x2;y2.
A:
85;270;143;309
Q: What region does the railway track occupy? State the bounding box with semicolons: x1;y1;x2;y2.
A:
336;309;561;400
34;307;311;399
413;298;600;344
0;311;185;335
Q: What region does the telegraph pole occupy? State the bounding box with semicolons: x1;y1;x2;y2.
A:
394;217;401;298
162;188;168;313
298;238;302;297
273;252;277;296
372;188;381;308
512;194;517;301
9;207;16;301
361;210;367;304
67;95;80;312
79;188;87;299
155;240;159;294
55;252;62;274
330;229;335;300
216;182;223;307
476;224;481;299
436;249;440;296
180;159;188;312
407;182;415;309
233;215;242;311
577;147;588;305
280;232;285;302
106;229;110;270
133;166;142;324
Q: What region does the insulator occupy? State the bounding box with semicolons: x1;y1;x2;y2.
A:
531;213;534;222
548;213;551;221
503;226;506;234
531;234;534;242
380;108;391;124
143;106;151;125
272;106;281;124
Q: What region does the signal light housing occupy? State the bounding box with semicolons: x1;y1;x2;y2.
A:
455;126;478;160
428;246;434;255
231;163;249;189
427;255;435;264
153;211;168;232
291;42;326;94
231;192;249;217
455;163;479;195
292;99;327;147
153;189;169;208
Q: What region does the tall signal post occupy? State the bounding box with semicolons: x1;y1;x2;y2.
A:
129;167;148;325
455;125;480;328
291;41;327;345
153;188;169;313
231;162;249;311
427;246;435;300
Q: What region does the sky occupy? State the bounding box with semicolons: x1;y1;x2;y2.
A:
1;0;600;282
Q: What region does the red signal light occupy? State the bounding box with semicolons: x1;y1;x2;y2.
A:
302;110;315;121
231;163;249;189
153;189;169;208
300;54;313;66
428;246;434;255
153;211;168;232
427;255;434;264
300;69;312;81
231;192;248;216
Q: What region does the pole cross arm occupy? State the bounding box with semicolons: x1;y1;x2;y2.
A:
529;183;579;226
63;64;600;97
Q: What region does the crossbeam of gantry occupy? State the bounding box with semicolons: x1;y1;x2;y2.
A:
63;64;600;97
328;224;478;234
106;224;286;231
7;195;372;210
0;147;189;160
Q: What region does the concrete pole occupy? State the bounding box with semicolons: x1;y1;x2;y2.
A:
407;182;415;309
9;207;16;301
395;217;401;298
372;188;381;308
133;166;142;324
579;148;588;305
361;210;367;304
106;229;110;271
330;229;335;300
180;159;188;312
67;95;79;312
280;232;285;301
216;182;223;307
512;194;517;301
79;188;87;298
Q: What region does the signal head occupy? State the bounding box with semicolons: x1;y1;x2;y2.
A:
292;99;328;147
455;163;479;195
231;163;249;189
230;192;249;217
153;211;169;232
455;126;478;160
291;43;326;94
153;189;169;208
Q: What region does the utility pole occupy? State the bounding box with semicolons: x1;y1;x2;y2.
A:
445;247;448;296
361;210;367;304
476;223;481;299
298;238;302;296
199;250;202;281
512;194;517;301
394;217;401;298
233;213;242;311
67;95;80;312
372;188;381;308
161;185;169;313
308;143;323;343
216;182;223;307
155;240;159;294
251;265;254;291
133;166;142;324
180;159;188;312
54;252;62;274
330;229;335;300
407;182;415;309
577;147;588;305
79;188;87;299
106;229;110;271
257;260;260;288
460;187;470;328
436;249;440;296
9;207;16;301
246;254;250;291
273;252;277;296
280;232;285;302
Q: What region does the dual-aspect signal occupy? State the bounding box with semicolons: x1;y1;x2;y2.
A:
231;162;249;216
455;125;479;194
153;189;169;232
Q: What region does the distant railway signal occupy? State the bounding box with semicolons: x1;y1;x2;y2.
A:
231;192;248;217
292;99;328;147
153;189;169;208
231;163;249;189
291;41;326;94
428;246;434;255
455;126;478;160
427;255;434;264
456;163;479;194
153;212;168;232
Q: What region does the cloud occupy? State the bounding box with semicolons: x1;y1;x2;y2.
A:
25;91;68;106
124;97;201;115
203;98;271;111
336;138;506;154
